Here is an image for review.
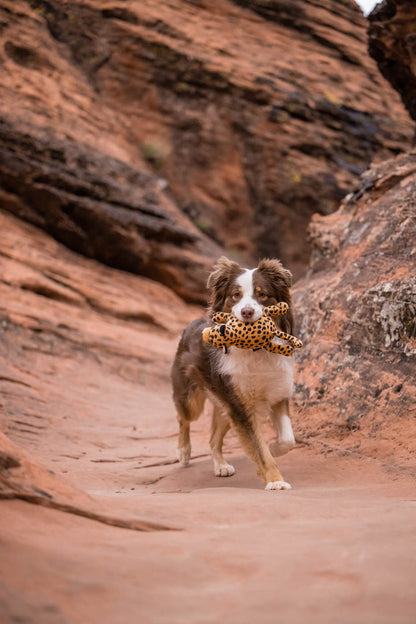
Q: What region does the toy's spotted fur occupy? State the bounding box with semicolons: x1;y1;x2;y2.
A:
202;304;303;356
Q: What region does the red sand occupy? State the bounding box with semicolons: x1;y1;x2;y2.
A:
1;369;415;624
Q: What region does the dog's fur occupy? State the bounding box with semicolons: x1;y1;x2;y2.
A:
171;256;297;490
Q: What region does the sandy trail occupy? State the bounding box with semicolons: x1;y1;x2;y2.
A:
1;342;415;624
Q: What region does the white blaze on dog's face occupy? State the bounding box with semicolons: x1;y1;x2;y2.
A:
232;269;263;322
207;256;294;332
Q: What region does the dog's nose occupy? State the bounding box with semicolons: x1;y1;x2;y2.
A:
241;307;254;321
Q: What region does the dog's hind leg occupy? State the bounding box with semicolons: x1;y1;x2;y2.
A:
210;403;235;477
269;399;296;457
174;386;205;466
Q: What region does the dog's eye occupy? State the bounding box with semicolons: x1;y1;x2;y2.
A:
258;292;268;299
232;291;241;301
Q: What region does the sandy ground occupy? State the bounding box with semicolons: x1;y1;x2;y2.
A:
0;211;415;623
1;349;415;624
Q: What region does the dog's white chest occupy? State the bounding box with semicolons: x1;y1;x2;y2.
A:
217;347;294;403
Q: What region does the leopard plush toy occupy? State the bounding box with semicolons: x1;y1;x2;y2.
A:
202;303;303;356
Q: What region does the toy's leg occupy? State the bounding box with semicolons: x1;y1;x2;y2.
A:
202;325;232;349
274;329;303;349
269;399;296;457
210;403;235;477
266;341;294;356
174;386;205;466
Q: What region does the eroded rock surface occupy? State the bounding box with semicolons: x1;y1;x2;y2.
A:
0;116;219;304
293;152;416;464
0;0;412;286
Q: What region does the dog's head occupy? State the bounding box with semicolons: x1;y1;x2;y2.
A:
207;257;293;332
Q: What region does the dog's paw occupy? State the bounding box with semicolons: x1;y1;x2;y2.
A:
265;480;292;491
214;461;235;477
176;445;191;466
269;439;295;457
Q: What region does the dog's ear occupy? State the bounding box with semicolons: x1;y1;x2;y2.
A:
257;258;292;289
207;256;241;315
257;258;293;332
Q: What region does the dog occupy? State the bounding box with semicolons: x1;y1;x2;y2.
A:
171;256;297;490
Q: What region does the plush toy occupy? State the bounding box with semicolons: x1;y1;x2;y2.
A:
202;303;303;356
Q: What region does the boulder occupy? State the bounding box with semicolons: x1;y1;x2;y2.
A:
293;151;416;463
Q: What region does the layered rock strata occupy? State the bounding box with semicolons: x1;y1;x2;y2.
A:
0;0;412;289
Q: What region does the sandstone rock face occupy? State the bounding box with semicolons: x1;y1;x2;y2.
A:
368;0;416;124
0;0;412;291
0;119;219;304
0;0;221;303
0;209;198;352
293;152;416;464
0;206;199;522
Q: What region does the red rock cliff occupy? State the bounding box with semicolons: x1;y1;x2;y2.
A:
0;0;412;297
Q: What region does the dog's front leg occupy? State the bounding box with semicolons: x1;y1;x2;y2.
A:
228;408;291;490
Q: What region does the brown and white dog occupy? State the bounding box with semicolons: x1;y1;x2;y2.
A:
171;256;297;490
